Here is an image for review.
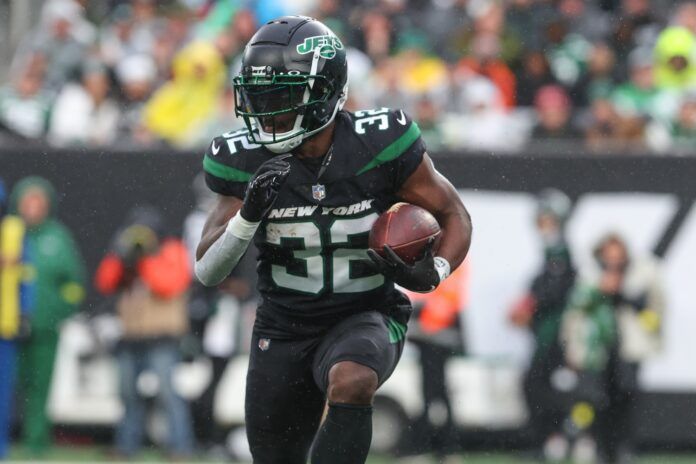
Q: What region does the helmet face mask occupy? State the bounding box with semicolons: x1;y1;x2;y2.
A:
233;73;335;148
232;16;348;153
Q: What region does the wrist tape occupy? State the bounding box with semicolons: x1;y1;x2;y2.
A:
194;213;260;286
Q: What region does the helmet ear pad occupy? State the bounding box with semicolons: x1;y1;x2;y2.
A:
304;78;339;128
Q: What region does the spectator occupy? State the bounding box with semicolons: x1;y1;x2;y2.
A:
130;0;161;49
311;0;350;33
0;179;34;460
457;32;517;108
654;26;696;90
516;51;557;107
665;91;696;153
579;234;665;462
415;0;471;62
370;58;415;115
570;42;617;108
558;277;618;462
610;0;663;76
442;76;526;152
543;17;592;87
531;85;581;140
413;95;445;153
95;206;193;459
22;0;90;92
453;1;523;66
114;54;158;146
99;4;153;69
150;15;189;83
612;47;680;123
558;0;611;43
585;97;646;152
48;62;120;147
506;0;556;53
0;68;51;140
195;85;245;146
674;1;696;35
356;9;394;63
9;176;86;456
395;32;450;102
42;0;96;46
143;40;226;148
509;189;576;461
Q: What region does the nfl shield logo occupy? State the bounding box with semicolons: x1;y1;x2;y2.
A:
258;338;271;351
312;184;326;201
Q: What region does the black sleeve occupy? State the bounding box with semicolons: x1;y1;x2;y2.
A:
201;134;253;199
378;109;427;190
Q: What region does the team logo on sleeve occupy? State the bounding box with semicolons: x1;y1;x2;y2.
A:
296;35;343;59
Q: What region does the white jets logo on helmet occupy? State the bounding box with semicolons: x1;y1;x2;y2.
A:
296;35;343;60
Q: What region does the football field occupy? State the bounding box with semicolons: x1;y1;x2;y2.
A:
5;447;696;463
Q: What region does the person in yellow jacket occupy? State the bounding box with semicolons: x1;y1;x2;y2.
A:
404;263;468;458
143;39;226;147
0;178;35;459
654;26;696;90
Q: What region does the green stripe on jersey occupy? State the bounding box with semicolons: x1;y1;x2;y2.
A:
203;155;253;182
356;122;421;175
387;317;407;344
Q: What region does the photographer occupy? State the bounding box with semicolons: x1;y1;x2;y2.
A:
509;189;576;459
94;206;193;459
586;234;665;463
559;233;665;463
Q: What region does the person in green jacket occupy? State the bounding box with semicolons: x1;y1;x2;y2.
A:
9;176;86;455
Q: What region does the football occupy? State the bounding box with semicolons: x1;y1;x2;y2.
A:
369;202;442;265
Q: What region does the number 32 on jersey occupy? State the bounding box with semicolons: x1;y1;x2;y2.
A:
265;213;384;294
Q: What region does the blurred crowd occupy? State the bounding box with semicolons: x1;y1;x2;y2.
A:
1;0;696;154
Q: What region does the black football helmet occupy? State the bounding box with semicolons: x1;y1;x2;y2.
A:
232;16;348;153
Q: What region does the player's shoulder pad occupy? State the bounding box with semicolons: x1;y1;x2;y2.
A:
350;108;425;175
202;128;269;184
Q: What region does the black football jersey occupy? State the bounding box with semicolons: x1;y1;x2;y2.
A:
203;108;426;337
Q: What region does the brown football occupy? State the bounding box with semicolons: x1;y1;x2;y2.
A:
369;202;441;265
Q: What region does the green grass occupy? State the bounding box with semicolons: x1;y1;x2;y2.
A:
6;446;696;463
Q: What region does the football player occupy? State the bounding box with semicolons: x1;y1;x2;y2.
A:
195;16;472;464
